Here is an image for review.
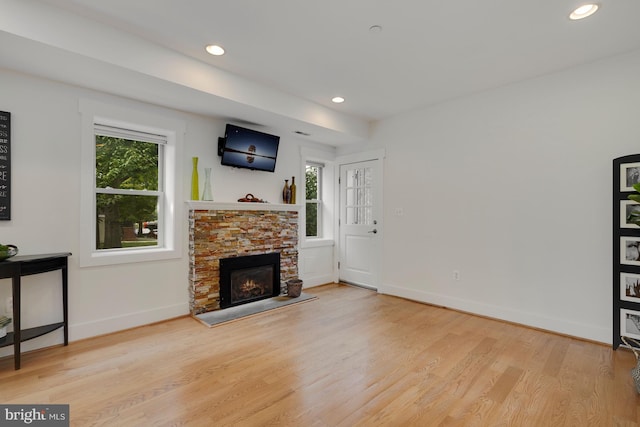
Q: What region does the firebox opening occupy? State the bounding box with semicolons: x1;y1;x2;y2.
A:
219;252;281;309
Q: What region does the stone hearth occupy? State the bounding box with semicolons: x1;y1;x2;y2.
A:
187;202;300;315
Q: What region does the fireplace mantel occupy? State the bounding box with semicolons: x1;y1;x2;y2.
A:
186;201;301;212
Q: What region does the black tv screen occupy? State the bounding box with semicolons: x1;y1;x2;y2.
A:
220;124;280;172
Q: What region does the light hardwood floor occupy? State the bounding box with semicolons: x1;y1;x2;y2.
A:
0;283;638;426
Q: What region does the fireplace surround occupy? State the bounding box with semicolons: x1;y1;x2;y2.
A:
187;201;300;315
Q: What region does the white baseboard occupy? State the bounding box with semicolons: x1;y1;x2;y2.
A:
70;302;189;341
301;274;335;288
378;284;610;344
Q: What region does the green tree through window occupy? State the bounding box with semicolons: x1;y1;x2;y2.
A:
306;164;321;237
95;135;160;249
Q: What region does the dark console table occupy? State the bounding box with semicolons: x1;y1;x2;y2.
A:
0;252;71;369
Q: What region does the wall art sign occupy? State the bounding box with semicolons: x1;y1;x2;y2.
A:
0;111;9;220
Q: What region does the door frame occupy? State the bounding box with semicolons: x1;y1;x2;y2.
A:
334;148;385;290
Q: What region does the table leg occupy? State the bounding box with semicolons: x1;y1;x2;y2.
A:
62;264;68;346
12;273;21;370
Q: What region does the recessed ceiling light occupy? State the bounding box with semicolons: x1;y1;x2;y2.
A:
205;44;225;56
569;4;599;20
369;25;383;33
332;96;345;104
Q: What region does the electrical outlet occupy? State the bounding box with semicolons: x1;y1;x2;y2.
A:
453;270;460;281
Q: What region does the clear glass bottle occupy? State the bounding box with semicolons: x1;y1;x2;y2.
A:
202;167;213;201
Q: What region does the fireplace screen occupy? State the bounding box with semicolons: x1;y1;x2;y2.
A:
219;253;280;309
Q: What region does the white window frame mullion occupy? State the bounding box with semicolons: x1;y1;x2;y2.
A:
96;188;163;197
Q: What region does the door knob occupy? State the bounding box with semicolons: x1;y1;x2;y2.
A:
368;229;378;234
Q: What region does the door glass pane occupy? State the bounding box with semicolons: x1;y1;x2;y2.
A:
346;188;355;206
346;207;355;225
364;167;372;186
346;169;357;187
344;166;373;225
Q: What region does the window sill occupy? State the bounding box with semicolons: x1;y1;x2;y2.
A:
79;246;181;267
302;238;334;249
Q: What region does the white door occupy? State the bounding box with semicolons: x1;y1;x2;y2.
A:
339;159;382;289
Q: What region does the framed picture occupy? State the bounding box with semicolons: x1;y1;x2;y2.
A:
621;308;640;339
621;162;640;192
621;200;640;228
621;237;640;266
621;272;640;303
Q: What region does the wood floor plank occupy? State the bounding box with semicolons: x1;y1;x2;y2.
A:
485;365;523;403
0;283;636;426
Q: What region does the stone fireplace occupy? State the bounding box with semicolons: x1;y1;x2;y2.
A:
187;202;299;315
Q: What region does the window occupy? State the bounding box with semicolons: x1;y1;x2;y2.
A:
79;99;184;267
305;162;323;238
344;166;373;225
94;125;164;250
300;147;334;245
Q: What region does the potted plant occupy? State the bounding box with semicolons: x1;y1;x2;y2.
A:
0;244;18;260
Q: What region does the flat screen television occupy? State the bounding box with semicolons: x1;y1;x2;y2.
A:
219;124;280;172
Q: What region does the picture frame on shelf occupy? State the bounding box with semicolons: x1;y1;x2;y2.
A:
620;162;640;192
621;308;640;340
621;200;640;229
621;236;640;266
621;272;640;303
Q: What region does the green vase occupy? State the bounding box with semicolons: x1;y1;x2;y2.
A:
191;157;199;200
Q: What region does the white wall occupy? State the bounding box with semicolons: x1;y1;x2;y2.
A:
346;49;640;344
0;68;335;355
4;47;632;353
299;243;335;287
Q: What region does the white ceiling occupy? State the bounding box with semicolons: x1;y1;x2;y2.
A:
3;0;640;145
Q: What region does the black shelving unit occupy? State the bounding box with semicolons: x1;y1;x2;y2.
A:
0;252;71;369
613;155;640;349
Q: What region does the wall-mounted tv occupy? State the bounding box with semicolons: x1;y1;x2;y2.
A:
219;124;280;172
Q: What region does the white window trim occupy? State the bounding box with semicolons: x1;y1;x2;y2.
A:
79;99;185;267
